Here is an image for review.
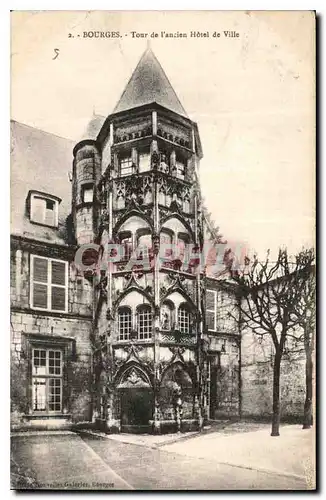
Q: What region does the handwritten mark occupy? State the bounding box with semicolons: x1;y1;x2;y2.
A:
53;48;60;60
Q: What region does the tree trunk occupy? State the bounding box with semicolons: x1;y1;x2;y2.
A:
271;349;282;436
303;347;313;429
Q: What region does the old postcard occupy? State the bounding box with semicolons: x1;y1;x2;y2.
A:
10;10;316;490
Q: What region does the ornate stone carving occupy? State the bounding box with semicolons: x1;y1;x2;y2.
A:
98;276;108;300
106;308;114;321
100;209;110;227
151;150;160;169
169;346;186;363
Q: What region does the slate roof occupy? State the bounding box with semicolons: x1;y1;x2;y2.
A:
113;47;188;117
10;120;74;245
81;114;106;140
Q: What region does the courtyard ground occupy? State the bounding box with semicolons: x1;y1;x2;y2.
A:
10;421;315;491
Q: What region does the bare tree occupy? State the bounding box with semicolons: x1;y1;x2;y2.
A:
290;249;315;429
230;248;314;437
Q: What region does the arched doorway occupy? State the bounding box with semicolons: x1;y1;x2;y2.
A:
116;366;153;433
159;363;194;421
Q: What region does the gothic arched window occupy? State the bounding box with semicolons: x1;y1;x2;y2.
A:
118;307;132;341
137;305;152;340
178;303;191;334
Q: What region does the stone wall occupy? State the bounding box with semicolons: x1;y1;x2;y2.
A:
241;329;306;420
208;337;240;419
10;311;93;424
10;245;94;426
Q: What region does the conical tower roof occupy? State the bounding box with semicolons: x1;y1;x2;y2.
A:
113;47;188;117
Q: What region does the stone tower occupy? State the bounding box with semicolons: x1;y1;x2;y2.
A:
73;47;210;433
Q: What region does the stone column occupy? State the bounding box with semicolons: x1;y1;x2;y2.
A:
152;163;161;434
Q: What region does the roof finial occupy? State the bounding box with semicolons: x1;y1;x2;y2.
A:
146;38;151;50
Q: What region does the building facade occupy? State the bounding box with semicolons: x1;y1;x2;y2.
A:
10;48;305;432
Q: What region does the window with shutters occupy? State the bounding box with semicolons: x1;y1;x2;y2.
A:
30;255;68;312
32;348;63;413
206;289;217;332
29;192;60;228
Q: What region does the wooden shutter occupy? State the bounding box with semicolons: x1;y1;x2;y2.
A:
33;257;48;309
51;261;66;311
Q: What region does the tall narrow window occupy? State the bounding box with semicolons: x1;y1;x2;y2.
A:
118;307;132;341
32;348;63;413
178;304;191;334
137;305;152;340
119;155;134;176
206;289;217;331
31;256;68;312
82;184;94;203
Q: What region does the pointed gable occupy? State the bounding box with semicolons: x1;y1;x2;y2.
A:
113;48;188;117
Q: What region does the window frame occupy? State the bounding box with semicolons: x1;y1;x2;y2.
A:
206;289;217;332
136;305;153;340
118;307;132;341
178;303;191;334
30;255;68;313
29;191;60;228
175;157;186;180
119;154;134;177
32;347;63;414
81;183;94;204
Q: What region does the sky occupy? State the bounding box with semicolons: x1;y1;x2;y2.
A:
11;11;315;258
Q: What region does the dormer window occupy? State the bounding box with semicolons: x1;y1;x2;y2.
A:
28;191;60;228
82;183;94;203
